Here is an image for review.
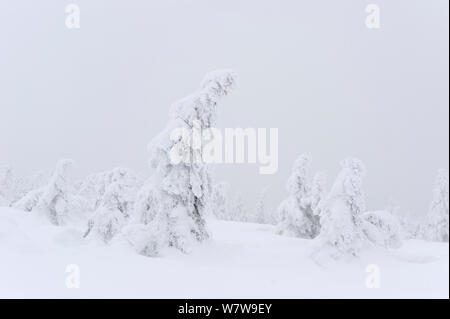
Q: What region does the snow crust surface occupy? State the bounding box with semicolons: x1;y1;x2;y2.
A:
0;208;447;298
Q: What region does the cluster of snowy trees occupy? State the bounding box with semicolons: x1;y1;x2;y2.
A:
194;152;447;260
0;165;48;207
272;155;448;259
208;183;275;225
0;70;238;256
208;154;448;260
9;160;92;225
0;70;448;260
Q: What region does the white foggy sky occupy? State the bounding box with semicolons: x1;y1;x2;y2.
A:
0;0;448;217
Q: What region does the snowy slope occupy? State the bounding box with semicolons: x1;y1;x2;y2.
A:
0;207;448;299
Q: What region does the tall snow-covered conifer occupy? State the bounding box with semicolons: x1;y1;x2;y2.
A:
276;154;320;238
422;169;449;242
0;165;14;206
314;157;367;258
129;70;237;254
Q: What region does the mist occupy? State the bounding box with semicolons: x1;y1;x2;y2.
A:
0;0;448;218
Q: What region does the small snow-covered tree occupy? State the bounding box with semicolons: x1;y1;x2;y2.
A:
127;70;237;254
102;168;142;217
386;205;419;240
0;194;9;207
209;182;230;220
77;168;142;213
132;182;161;225
276;154;320;238
11;171;48;212
230;193;247;222
84;205;126;244
212;189;250;222
254;186;270;224
362;210;403;249
37;159;75;225
310;171;327;216
421;169;449;242
314;157;367;259
0;165;14;206
276;154;311;235
12;171;49;206
83;168;142;243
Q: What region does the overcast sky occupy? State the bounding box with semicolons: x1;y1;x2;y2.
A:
0;0;448;217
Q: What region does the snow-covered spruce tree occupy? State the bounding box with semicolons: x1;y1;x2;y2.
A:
0;195;7;207
310;171;327;217
276;154;320;238
83;168;142;243
76;171;108;212
314;157;367;259
361;210;403;249
398;212;420;240
11;171;49;207
133;181;164;224
13;188;44;212
0;165;14;206
36;159;87;225
126;70;237;255
254;186;270;224
421;169;449;242
209;182;230;220
230;193;247;222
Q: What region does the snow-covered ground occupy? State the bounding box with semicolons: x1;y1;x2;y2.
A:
0;207;448;299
